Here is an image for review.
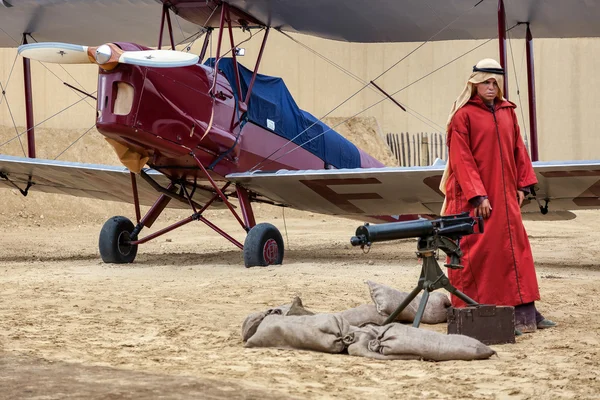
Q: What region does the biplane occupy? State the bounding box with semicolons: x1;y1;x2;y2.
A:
1;0;600;267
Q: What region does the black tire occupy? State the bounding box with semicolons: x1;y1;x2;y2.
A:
99;216;138;264
243;223;284;267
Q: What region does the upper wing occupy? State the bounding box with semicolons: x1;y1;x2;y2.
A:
227;160;600;218
4;1;600;48
0;154;227;210
0;0;199;48
174;0;600;42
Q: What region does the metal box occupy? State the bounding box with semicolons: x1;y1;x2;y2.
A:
447;305;515;345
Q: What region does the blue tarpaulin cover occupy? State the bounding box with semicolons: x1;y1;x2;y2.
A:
206;58;361;169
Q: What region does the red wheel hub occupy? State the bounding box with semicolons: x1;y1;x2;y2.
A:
263;239;278;264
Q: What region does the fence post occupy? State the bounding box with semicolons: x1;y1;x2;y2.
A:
403;133;409;167
420;134;429;166
417;134;421;166
392;134;399;166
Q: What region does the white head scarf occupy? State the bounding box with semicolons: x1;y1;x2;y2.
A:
439;58;506;215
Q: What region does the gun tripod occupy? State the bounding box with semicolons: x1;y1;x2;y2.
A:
383;235;479;327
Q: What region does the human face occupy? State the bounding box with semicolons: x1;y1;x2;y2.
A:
475;79;499;104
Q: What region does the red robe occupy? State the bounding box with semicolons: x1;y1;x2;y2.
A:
445;95;540;307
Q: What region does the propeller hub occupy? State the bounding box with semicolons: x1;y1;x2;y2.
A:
95;45;112;64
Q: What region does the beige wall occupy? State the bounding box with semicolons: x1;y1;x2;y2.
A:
1;33;599;162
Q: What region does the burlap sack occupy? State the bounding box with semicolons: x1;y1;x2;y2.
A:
348;325;420;360
347;323;496;361
241;302;294;342
287;296;315;316
335;304;388;327
367;281;451;324
245;314;355;353
242;297;316;342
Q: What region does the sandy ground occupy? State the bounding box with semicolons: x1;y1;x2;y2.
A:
1;195;600;399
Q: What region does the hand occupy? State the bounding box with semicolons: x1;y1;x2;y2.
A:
517;190;525;207
474;199;492;219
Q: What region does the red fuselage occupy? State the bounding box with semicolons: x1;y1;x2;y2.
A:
96;43;334;184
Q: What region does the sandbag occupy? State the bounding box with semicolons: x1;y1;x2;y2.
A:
347;323;496;361
367;281;451;324
287;296;315;316
335;304;388;327
241;297;315;342
241;302;294;342
245;314;354;353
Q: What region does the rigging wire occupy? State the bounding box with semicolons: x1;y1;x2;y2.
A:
0;34;98;158
178;30;206;52
257;21;523;169
3;33;99;159
254;36;503;170
249;0;485;172
507;24;530;151
0;25;19;47
0;32;27;156
277;30;444;132
0;80;27;156
19;34;96;110
172;7;187;44
0;48;20;108
519;35;529;150
28;34;96;107
0;93;95;149
370;0;484;83
53;123;96;160
176;3;218;51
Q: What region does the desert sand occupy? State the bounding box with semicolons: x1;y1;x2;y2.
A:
1;118;600;399
1;197;600;399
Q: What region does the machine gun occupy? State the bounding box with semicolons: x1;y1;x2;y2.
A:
350;212;484;327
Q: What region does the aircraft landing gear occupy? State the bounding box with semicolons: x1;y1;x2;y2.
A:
119;166;284;267
99;216;138;263
243;223;284;267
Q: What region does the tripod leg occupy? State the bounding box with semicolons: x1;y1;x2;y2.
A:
412;290;430;328
444;284;478;305
383;284;422;325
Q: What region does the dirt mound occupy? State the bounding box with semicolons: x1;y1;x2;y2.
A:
0;126;118;165
323;116;397;167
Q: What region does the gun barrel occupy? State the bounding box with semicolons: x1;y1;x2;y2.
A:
352;220;434;245
350;235;367;246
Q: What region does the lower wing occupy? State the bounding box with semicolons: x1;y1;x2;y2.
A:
227;160;600;219
0;154;227;209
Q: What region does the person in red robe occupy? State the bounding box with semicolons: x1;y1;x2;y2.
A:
440;59;556;333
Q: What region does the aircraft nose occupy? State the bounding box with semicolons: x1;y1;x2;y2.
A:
95;44;113;64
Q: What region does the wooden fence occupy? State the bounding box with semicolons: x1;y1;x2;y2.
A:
386;132;448;167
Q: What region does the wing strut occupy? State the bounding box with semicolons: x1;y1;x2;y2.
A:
199;28;213;62
158;3;176;50
497;0;539;160
191;153;248;231
497;0;508;98
525;24;539;161
22;34;36;158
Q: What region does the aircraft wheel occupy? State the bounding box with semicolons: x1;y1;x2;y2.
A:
243;223;284;267
99;216;138;264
